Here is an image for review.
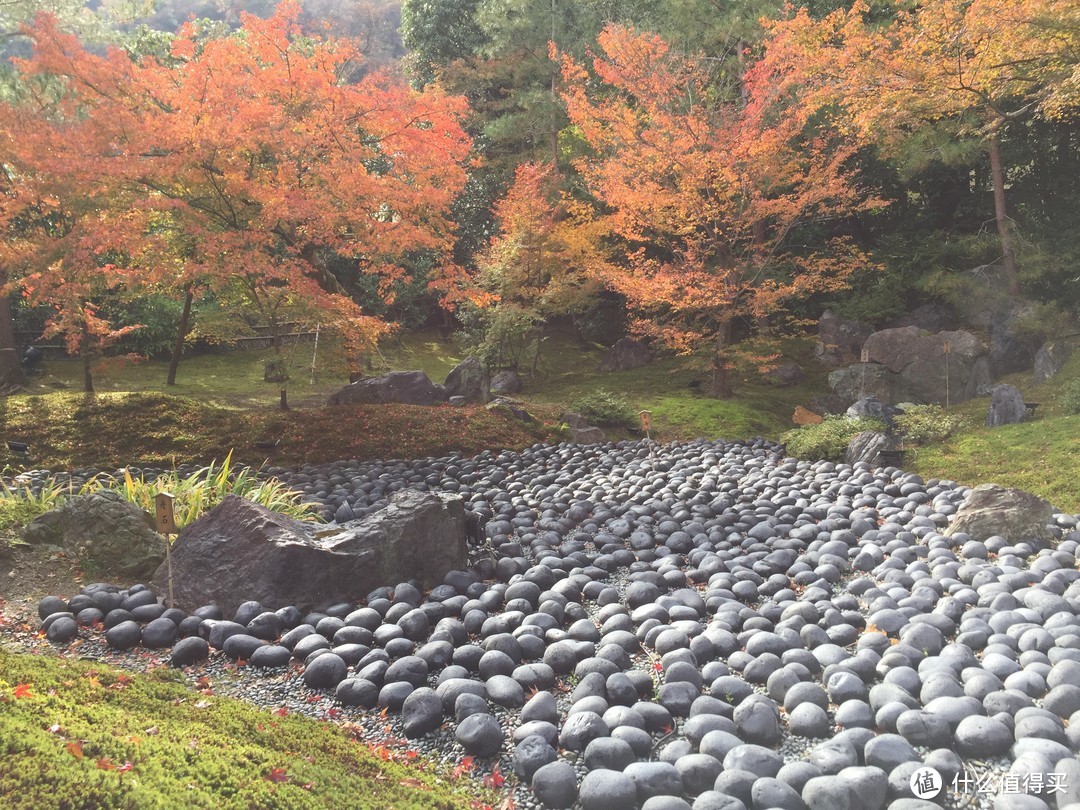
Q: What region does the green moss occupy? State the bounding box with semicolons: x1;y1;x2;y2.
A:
0;648;488;810
911;414;1080;513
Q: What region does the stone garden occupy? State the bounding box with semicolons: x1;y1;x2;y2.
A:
26;435;1080;810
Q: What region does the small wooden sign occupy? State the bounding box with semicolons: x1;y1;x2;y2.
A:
155;492;177;535
860;347;870;364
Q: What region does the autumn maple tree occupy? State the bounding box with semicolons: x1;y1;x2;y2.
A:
3;3;474;400
472;161;604;370
558;25;880;397
758;0;1079;296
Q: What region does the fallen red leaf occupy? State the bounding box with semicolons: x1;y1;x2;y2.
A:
117;762;133;773
484;766;505;789
66;741;84;759
272;707;289;717
266;767;289;783
12;683;33;699
96;757;116;771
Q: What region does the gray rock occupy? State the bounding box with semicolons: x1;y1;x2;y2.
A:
986;384;1028;427
327;370;448;406
490;370;523;395
765;361;806;387
624;761;683;802
802;776;857;810
584;737;636;772
693;792;747;810
955;715;1013;756
444;356;490;403
896;710;953;748
788;703;831;738
677;753;724;797
1033;341;1071;384
724;744;785;779
598;338;653;372
532;760;579;808
844;431;891;467
578;768;635;810
22;491;166;580
456;712;504;757
733;695;782;747
249;644;291;668
169;635;209;667
153;491;467;614
572;426;608;444
815;310;874;368
751;776;808;810
559;711;609;751
401;687;443;738
303;653;347;689
514;734;557;781
863;326;990;405
864;734;918;773
105;620;142;650
808;738;859;774
828;364;893;404
838;766;887;810
944;484;1054;544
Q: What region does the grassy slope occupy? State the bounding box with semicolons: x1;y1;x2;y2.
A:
3;330;1079;511
0;648;488;810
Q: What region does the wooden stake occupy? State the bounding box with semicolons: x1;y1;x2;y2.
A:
155;492;177;609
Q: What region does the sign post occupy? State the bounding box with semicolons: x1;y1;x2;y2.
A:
638;409;652;441
155;492;177;609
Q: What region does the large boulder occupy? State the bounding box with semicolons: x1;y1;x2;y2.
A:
886;303;959;334
491;370;523;396
844;431;891;466
944;484;1054;544
327;371;448;406
985;384;1027;427
860;327;990;405
152;491;467;614
444;357;490;403
22;491;165;581
764;361;806;387
827;363;893;404
1034;341;1071;385
815;310;874;368
597;338;653;372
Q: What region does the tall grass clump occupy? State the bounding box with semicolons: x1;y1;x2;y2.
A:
1060;378;1080;415
90;451;318;529
0;476;73;534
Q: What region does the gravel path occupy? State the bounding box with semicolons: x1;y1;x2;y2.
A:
9;438;1080;810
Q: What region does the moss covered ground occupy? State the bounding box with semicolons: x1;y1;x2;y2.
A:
0;647;493;809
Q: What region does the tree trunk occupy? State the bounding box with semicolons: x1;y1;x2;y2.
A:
707;321;734;398
0;292;25;390
81;319;94;393
988;134;1020;296
167;285;194;386
279;387;289;411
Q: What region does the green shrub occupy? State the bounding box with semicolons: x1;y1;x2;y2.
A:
894;404;972;445
781;415;886;461
571;388;638;428
1060;379;1080;415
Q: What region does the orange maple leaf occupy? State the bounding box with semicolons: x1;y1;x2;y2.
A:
12;683;33;699
66;741;84;759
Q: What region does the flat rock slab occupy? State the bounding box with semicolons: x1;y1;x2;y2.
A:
327;370;448;406
944;484;1054;543
152;491;466;614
